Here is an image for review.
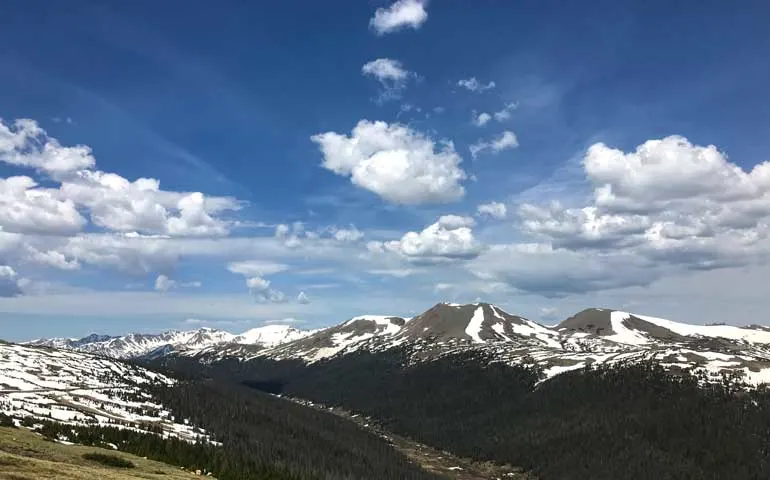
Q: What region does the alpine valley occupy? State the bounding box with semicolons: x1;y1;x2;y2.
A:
6;303;770;479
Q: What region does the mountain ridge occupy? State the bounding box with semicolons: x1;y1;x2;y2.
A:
24;302;770;387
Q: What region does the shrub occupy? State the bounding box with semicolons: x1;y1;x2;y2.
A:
0;412;15;427
82;452;135;468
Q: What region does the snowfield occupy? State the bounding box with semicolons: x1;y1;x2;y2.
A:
0;343;213;443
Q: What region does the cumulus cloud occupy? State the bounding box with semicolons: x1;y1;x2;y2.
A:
457;77;496;92
362;58;409;82
472;111;492;127
362;58;415;102
469;131;519;159
0;176;86;235
493;102;518;121
0;118;95;174
516;135;770;286
226;260;289;304
0;265;23;297
369;0;427;35
297;291;310;304
60;170;239;237
311;120;467;204
369;215;482;262
330;226;364;242
0;118;240;238
246;275;286;303
154;274;176;292
477;201;507;219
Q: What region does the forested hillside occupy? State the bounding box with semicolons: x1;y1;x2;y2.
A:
192;348;770;480
151;380;441;480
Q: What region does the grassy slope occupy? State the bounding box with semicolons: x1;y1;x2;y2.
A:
0;427;207;480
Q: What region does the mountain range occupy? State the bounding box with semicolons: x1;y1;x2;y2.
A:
26;303;770;386
26;324;314;359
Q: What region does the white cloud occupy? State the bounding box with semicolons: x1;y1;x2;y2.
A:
370;0;428;35
472;111;491;127
312;120;467;204
60;170;238;237
362;58;415;102
0;118;239;238
457;77;496;92
362;58;409;81
477;201;507;219
245;275;287;303
154;274;176;292
330;226;364;242
25;247;80;270
0;118;95;174
469;131;519;159
227;261;290;277
246;276;271;291
0;176;86;235
493;102;518;121
514;135;770;292
369;268;414;277
297;291;310;304
0;265;23;297
370;215;482;262
584;136;770;213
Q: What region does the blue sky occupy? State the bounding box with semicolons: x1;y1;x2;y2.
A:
2;0;770;340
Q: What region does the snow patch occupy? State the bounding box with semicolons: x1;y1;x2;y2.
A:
465;306;485;343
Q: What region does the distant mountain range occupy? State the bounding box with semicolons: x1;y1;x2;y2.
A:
25;303;770;386
26;324;314;359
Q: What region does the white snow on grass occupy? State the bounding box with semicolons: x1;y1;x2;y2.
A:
0;342;215;444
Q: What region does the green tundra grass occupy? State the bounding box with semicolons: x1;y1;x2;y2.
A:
0;426;210;479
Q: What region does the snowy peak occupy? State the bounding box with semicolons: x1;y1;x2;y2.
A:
234;325;315;347
397;303;559;346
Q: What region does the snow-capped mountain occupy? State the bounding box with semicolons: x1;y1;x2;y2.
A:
180;302;770;387
26;325;316;360
25;303;770;387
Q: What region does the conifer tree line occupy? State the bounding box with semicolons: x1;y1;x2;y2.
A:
164;348;770;480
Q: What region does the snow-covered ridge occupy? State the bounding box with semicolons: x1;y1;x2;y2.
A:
630;311;770;345
26;324;316;359
23;303;770;387
234;325;317;348
0;343;212;443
